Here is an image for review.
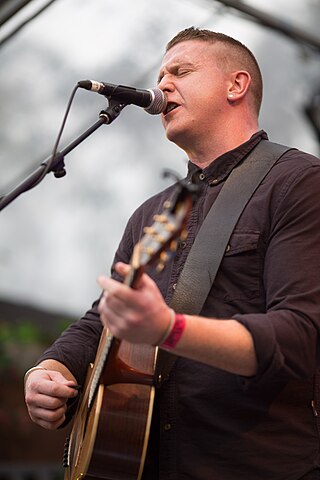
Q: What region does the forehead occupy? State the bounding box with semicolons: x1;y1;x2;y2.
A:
160;40;217;72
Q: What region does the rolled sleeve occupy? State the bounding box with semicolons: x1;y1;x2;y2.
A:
233;159;320;386
37;300;103;386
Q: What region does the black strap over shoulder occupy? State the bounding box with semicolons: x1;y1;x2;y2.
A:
155;140;292;387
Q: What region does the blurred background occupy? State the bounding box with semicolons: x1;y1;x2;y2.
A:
0;0;319;478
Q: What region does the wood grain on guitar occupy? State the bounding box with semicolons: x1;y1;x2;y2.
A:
63;179;198;480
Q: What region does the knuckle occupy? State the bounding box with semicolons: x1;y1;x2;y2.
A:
24;392;33;405
48;396;65;409
45;407;65;423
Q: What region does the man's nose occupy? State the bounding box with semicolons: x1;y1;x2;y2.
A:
158;75;175;92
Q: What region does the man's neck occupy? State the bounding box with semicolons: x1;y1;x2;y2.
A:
184;122;260;169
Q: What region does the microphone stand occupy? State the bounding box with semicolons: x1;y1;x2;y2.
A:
0;100;127;212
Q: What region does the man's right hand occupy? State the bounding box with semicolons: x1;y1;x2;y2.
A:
24;367;79;430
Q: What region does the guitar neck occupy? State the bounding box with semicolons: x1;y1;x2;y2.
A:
87;328;118;408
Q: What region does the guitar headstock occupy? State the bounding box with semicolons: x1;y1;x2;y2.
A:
126;180;199;287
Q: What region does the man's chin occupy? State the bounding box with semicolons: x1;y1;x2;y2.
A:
165;126;184;145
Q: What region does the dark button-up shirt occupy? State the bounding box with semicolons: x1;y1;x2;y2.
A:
38;131;320;479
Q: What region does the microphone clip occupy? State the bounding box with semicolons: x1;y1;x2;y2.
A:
99;99;127;124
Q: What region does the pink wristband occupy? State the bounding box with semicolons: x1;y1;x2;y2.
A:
161;313;186;349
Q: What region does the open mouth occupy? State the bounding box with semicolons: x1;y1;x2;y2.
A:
164;102;180;115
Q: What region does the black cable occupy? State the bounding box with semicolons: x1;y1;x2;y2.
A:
0;83;79;201
30;83;80;188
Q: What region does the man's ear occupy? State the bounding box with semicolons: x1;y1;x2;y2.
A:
227;70;251;102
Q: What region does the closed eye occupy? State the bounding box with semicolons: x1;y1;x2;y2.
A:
157;62;195;84
177;69;191;76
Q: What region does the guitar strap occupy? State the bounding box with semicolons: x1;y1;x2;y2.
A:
155;139;292;387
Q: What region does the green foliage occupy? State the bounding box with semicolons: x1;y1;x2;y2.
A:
0;321;42;343
0;316;74;373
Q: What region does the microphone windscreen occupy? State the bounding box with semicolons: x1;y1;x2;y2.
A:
145;88;167;115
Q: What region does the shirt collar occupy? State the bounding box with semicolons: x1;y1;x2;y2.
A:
187;130;269;185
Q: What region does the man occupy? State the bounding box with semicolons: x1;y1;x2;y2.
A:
24;27;320;479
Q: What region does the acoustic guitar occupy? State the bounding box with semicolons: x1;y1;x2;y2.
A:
63;180;196;480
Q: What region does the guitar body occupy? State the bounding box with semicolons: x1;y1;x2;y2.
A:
64;180;196;480
64;331;157;480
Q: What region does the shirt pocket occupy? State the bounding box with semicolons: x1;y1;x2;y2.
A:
215;229;262;302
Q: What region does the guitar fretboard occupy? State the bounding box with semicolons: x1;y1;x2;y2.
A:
88;330;114;408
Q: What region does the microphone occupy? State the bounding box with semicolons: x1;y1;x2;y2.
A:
78;80;167;115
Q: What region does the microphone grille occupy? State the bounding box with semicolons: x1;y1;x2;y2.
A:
145;88;167;115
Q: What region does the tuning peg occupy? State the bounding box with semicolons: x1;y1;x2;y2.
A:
180;229;188;241
144;246;155;256
156;251;170;272
160;251;169;262
153;214;168;223
164;222;176;233
156;261;166;273
169;240;178;252
154;234;166;244
143;226;156;235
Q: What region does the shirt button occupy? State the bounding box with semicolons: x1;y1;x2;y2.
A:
164;423;172;431
180;241;187;249
199;173;205;180
211;178;218;185
172;283;177;291
226;244;231;252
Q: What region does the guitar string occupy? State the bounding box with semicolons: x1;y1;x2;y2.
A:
88;330;114;408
